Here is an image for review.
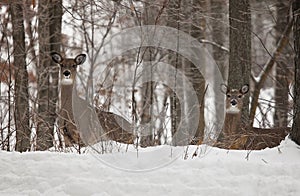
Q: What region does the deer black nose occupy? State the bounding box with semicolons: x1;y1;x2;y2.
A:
231;99;237;106
63;70;71;77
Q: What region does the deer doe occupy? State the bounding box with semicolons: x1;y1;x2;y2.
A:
216;84;290;150
51;52;134;148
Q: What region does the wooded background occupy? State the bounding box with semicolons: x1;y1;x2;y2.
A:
0;0;300;152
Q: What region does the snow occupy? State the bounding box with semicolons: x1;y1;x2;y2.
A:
1;138;300;196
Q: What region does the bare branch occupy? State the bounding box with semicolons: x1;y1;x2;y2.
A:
249;18;293;126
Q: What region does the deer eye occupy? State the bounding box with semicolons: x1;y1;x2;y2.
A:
238;95;242;98
227;94;231;98
72;65;77;68
60;64;64;68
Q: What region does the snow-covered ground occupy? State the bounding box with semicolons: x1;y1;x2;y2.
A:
1;138;300;196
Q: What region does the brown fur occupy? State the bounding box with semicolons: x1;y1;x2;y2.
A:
217;127;290;150
96;109;134;144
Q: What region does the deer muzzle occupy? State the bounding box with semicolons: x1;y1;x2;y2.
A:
61;70;73;85
230;99;237;106
63;70;71;79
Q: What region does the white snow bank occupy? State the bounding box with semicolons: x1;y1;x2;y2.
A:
0;138;300;196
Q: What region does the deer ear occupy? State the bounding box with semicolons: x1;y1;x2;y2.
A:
51;52;63;64
74;54;86;65
240;84;249;94
220;83;229;94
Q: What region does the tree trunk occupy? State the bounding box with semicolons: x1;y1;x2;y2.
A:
49;0;62;144
36;0;62;150
167;0;183;145
291;0;300;145
166;0;206;145
228;0;251;130
211;0;228;133
274;1;290;127
187;0;206;145
11;2;31;152
139;0;158;147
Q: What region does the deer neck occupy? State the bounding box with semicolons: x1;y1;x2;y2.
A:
223;111;242;136
60;84;74;115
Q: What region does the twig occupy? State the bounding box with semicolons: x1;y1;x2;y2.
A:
249;18;293;126
199;39;229;53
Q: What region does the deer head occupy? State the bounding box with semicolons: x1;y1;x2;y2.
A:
51;52;86;85
221;84;249;114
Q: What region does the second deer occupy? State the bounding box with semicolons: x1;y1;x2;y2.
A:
216;84;290;150
51;52;135;149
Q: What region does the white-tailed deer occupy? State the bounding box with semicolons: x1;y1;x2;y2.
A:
216;84;290;150
51;52;135;149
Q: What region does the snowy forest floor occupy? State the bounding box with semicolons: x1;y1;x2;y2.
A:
1;138;300;196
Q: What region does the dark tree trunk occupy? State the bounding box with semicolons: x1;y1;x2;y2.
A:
228;0;251;130
37;0;52;150
49;0;62;143
36;0;62;150
11;2;31;152
291;0;300;145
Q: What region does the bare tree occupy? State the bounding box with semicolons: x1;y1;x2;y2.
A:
211;0;228;128
49;0;62;127
167;0;182;144
165;0;206;145
36;0;62;150
249;19;292;126
186;0;207;145
291;0;300;145
274;1;291;127
0;5;13;151
228;0;251;130
138;1;156;147
11;2;31;152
